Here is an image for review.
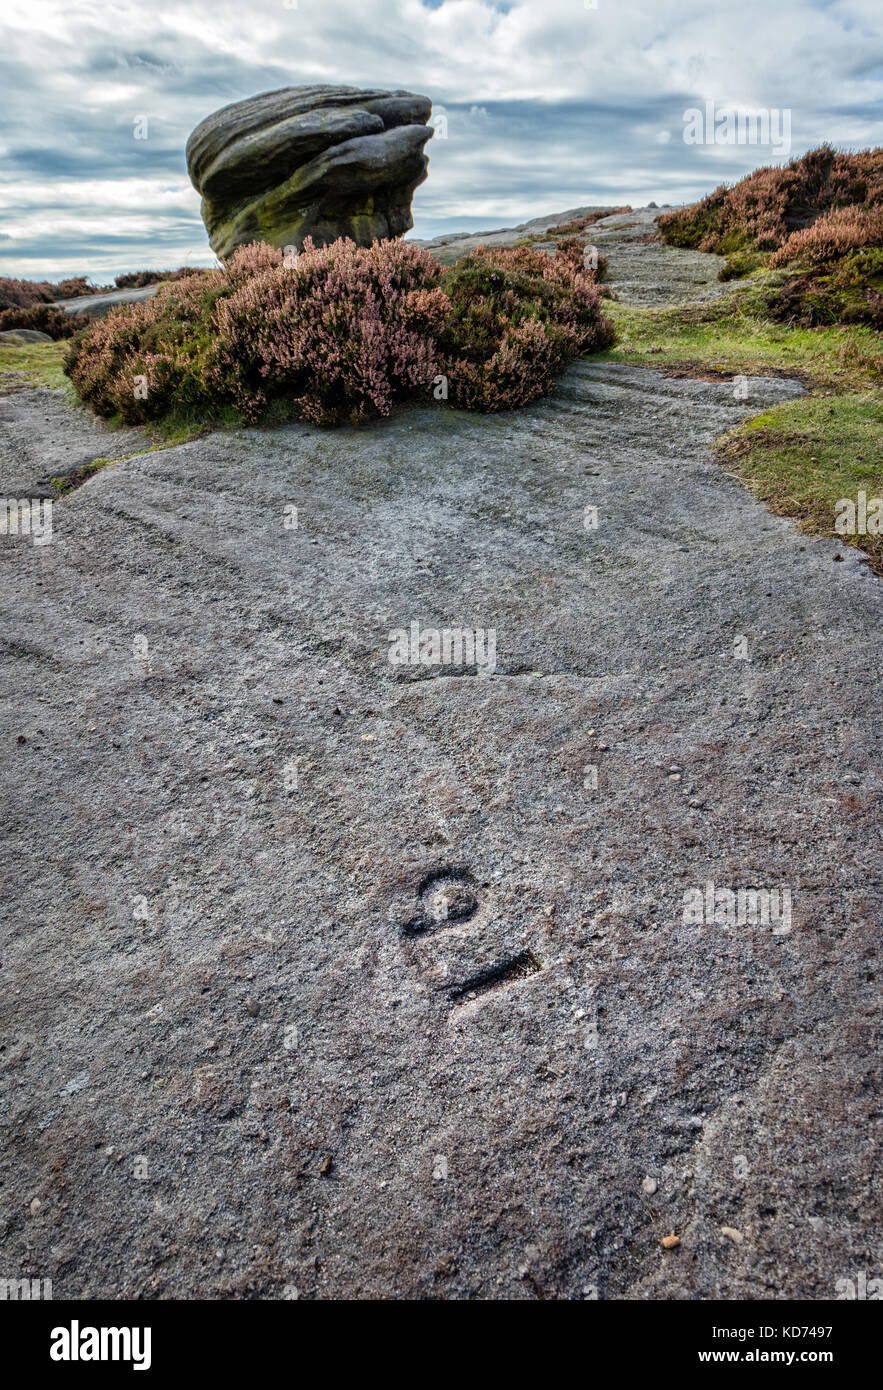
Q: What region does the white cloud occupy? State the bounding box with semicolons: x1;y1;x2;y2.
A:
0;0;880;275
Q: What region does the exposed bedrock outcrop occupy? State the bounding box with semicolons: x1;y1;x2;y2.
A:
186;84;434;258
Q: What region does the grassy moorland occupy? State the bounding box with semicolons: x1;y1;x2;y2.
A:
603;289;882;571
656;145;882;329
610;147;883;569
0;337;69;392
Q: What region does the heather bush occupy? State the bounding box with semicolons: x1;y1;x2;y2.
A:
0;278;39;311
436;242;614;411
207;238;449;423
657;146;883;255
64;267;220;420
658;146;883;325
759;243;883;330
759;201;883;327
768;205;883;268
66;239;448;425
0;274;112;338
114;267;208;290
0;302;78;339
53;277;107;300
65;233;614;427
554;236;610;281
0;275;107;311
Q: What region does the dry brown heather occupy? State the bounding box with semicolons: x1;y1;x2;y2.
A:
657;145;883;254
0;275;103;309
768;203;883;268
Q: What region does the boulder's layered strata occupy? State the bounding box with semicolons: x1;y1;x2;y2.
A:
186;85;434;258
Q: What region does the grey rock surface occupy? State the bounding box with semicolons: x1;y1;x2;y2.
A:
412;205;621;262
591;208;727;306
186;85;433;258
414;206;727;303
0;386;152;497
0;328;54;344
54;285;160;318
0;216;880;1300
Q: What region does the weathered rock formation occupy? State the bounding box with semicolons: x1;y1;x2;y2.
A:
186;85;434;259
0;328;54;344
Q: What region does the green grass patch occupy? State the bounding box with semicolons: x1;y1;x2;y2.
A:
716;395;883;571
599;287;882;569
718;250;768;281
602;285;882;391
0;339;70;392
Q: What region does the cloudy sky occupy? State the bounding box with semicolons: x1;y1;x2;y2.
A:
1;0;881;280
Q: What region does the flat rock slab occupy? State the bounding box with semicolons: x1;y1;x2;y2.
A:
1;358;880;1299
0;386;152;495
54;285;160;318
591;207;727;306
415;206;727;304
413;205;622;263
